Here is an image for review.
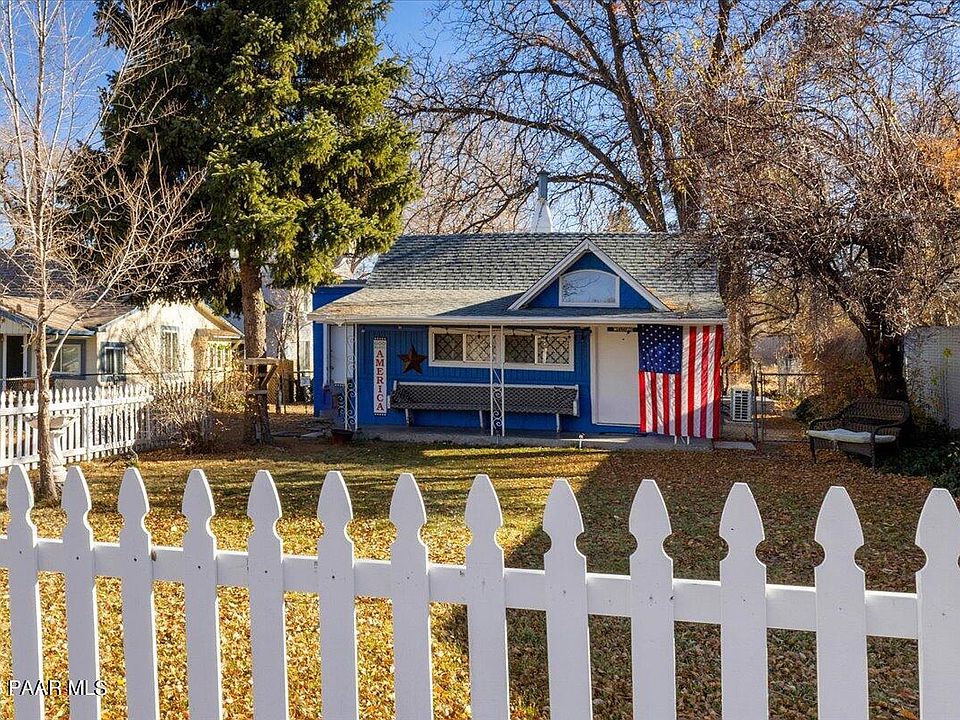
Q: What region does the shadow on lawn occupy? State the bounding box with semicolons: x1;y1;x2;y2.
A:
74;439;930;718
436;446;929;720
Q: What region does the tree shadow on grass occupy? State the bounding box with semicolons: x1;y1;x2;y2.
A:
436;446;928;720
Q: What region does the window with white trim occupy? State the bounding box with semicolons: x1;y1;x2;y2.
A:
101;343;126;381
431;329;573;369
161;326;180;372
558;269;619;307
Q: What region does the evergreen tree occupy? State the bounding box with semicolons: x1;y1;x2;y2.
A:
99;0;419;433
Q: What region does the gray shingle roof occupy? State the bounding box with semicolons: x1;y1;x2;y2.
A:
313;232;725;324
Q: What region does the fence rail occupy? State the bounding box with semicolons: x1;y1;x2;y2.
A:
0;385;156;469
0;465;957;719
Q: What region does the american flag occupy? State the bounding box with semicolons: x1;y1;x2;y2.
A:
637;324;724;439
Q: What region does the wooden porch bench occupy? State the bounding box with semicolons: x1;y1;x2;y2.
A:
807;398;910;468
389;381;579;431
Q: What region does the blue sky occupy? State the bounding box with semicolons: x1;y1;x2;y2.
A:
380;0;452;60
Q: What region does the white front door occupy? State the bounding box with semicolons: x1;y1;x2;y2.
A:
593;326;640;425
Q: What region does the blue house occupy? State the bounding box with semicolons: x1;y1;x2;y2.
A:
308;233;727;438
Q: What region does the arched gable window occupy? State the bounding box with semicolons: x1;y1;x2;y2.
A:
558;269;619;307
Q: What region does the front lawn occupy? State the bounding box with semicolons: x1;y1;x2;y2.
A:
0;440;932;719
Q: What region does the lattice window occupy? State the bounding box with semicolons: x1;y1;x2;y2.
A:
464;333;491;363
433;332;463;362
538;334;572;366
504;334;535;364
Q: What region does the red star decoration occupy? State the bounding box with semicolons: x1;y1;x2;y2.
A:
398;344;427;373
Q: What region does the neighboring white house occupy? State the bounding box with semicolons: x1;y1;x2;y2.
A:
0;296;241;389
906;326;960;429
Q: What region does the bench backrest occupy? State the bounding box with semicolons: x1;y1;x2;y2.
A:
391;382;579;416
839;398;910;427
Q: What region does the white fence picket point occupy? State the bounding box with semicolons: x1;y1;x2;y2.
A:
7;465;44;720
247;470;289;720
118;467;160;720
543;478;592;720
389;472;433;720
465;473;509;720
814;486;867;720
915;488;960;719
317;470;359;720
182;469;223;719
629;479;675;720
719;482;768;720
61;467;101;719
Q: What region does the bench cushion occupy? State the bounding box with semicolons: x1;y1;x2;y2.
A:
807;429;897;444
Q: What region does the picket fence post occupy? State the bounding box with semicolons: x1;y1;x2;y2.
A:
82;386;92;461
61;467;102;720
118;467;160;720
916;488;960;720
316;470;359;720
390;473;433;720
7;465;44;720
815;486;868;720
182;469;223;719
720;482;768;720
464;473;509;720
543;478;592;720
0;391;8;468
247;470;289;720
629;479;675;720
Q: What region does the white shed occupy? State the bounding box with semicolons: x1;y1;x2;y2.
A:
905;326;960;428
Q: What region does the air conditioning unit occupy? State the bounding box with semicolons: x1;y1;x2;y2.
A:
730;386;753;422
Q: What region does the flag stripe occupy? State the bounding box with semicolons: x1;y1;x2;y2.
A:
636;324;723;440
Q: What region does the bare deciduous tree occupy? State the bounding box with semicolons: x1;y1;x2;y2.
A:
0;0;204;501
402;0;959;370
695;18;960;399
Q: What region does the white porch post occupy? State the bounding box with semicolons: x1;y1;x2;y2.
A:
488;325;505;438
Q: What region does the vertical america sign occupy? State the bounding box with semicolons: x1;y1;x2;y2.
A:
373;337;387;415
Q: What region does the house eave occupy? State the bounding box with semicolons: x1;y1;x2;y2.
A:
307;312;727;327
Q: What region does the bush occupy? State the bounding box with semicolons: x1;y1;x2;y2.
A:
151;380;218;452
881;420;960;493
798;326;875;416
793;395;824;425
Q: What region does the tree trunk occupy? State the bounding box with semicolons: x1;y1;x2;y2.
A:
240;256;271;443
717;255;753;371
860;320;909;401
34;330;58;502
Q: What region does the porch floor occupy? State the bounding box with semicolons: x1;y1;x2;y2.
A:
335;424;726;451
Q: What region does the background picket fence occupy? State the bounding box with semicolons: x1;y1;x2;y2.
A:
0;385;159;470
1;464;958;720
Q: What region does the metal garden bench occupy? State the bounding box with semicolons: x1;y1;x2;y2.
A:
389;381;579;431
807;398;910;467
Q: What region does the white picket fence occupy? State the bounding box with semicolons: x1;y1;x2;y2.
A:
0;385;155;469
1;465;958;720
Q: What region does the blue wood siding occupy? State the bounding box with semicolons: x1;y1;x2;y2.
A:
311;284;363;415
527;252;652;310
307;323;639;433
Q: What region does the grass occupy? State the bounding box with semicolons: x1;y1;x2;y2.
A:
0;436;935;719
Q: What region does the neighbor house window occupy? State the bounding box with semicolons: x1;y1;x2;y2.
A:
161;327;180;372
101;343;126;381
207;342;231;372
431;329;573;369
558;269;619;307
49;341;83;377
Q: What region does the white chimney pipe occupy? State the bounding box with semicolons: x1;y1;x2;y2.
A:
530;171;554;232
